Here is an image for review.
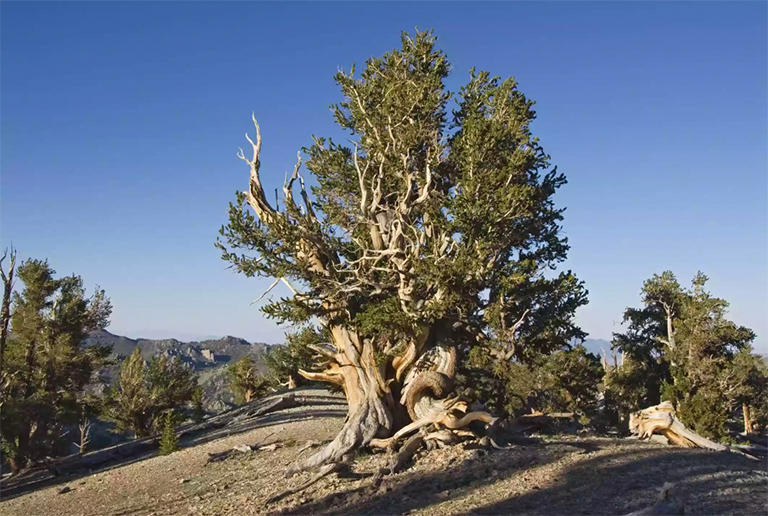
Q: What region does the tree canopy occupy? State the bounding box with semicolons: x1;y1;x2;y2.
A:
610;271;765;438
0;259;112;471
217;30;586;474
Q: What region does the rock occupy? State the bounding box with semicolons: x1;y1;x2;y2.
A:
180;478;190;484
58;486;73;494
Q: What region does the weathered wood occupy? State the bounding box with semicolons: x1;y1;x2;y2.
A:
387;432;425;474
629;402;727;451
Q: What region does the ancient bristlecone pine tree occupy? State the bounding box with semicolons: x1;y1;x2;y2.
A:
217;31;585;475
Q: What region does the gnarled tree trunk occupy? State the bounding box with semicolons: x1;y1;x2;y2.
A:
289;325;495;476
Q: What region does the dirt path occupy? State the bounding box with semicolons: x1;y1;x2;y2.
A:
1;391;765;516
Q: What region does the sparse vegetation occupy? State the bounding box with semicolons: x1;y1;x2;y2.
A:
227;356;271;404
0;258;112;472
103;348;198;438
158;411;180;455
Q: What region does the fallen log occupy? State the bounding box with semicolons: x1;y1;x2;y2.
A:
629;402;759;460
629;402;726;450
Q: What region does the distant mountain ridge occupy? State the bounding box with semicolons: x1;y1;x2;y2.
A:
84;330;273;413
578;338;612;357
85;329;270;365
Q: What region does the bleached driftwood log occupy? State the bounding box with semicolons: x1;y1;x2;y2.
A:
629;401;727;451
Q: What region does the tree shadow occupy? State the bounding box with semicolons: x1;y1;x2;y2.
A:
272;441;568;516
464;445;767;515
271;441;766;516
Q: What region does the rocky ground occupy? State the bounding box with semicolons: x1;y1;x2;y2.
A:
1;389;766;516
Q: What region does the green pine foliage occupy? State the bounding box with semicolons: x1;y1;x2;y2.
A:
227;357;271;404
465;344;603;420
0;259;112;472
103;348;198;438
610;271;765;439
216;30;587;416
191;386;205;423
264;327;324;389
158;411;180;455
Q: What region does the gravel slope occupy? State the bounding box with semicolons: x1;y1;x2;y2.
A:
1;390;765;516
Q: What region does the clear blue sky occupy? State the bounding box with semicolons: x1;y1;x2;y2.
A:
1;2;766;350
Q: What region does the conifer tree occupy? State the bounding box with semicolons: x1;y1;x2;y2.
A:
158;411;180;455
104;349;198;438
218;30;586;474
0;259;111;471
191;386;206;423
264;327;321;389
227;357;270;403
612;271;763;439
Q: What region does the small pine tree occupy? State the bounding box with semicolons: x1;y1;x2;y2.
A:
158;411;179;455
191;386;205;423
264;327;321;389
227;357;271;404
104;349;198;437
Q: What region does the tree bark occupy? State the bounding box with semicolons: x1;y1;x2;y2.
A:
289;327;394;476
664;308;676;351
743;403;752;436
630;402;727;451
292;325;495;476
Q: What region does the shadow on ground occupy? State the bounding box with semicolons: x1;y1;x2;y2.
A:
274;439;767;516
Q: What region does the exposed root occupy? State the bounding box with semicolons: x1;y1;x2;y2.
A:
285;395;391;477
370;396;496;450
265;462;345;505
478;435;506;450
383;431;425;475
439;410;496;429
424;429;459;447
